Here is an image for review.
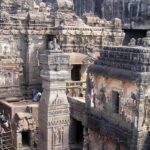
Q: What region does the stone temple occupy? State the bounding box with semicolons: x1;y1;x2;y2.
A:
0;0;150;150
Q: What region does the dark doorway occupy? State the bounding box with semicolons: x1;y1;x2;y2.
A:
70;119;84;150
142;132;150;150
75;121;83;145
112;91;120;114
71;65;81;81
46;35;55;49
22;130;30;147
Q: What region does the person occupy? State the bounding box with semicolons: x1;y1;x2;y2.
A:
0;112;9;128
33;91;42;102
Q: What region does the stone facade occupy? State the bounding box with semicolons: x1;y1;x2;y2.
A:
87;46;150;150
0;0;142;150
0;0;124;99
0;35;23;99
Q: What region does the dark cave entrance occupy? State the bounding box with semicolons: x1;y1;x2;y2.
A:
112;91;120;114
75;121;84;145
70;119;84;150
22;130;30;147
71;65;81;81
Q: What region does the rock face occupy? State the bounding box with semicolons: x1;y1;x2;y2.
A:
73;0;150;29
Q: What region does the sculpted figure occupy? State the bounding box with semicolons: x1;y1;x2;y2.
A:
128;38;136;47
57;0;74;11
137;38;143;46
54;129;61;145
95;88;106;110
39;2;46;12
143;97;150;126
112;18;122;28
48;38;61;52
143;31;150;47
1;11;11;23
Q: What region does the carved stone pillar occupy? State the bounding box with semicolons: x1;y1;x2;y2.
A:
38;39;71;150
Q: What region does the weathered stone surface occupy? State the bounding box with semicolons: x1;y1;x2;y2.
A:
73;0;150;29
87;45;150;149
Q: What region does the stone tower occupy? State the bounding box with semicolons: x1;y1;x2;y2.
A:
38;38;71;150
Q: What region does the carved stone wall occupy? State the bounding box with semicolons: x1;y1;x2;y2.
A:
92;76;137;125
87;46;150;150
88;129;126;150
0;35;23;98
0;0;125;99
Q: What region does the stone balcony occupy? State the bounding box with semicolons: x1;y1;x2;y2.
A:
66;80;86;98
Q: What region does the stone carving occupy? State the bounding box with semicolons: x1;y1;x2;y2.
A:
143;31;150;47
95;88;106;111
87;74;94;106
14;112;36;132
38;35;70;150
112;18;122;28
142;96;150;126
53;127;63;146
137;38;143;46
0;0;125;149
128;38;136;47
0;71;16;87
1;11;11;23
52;94;63;105
120;92;137;123
56;0;74;11
48;38;62;52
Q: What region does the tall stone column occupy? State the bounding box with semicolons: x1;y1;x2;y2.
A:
38;39;71;150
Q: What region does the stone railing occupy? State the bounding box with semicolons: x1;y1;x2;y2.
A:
66;81;86;98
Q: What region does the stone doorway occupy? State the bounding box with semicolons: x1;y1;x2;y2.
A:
112;91;120;114
71;65;81;81
70;119;84;150
22;130;31;147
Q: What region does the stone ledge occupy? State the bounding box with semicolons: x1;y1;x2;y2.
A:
88;64;150;83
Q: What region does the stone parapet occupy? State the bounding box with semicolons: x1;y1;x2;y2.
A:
89;46;150;83
99;46;150;72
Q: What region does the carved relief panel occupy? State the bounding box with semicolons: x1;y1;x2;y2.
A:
92;75;138;124
0;70;19;87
